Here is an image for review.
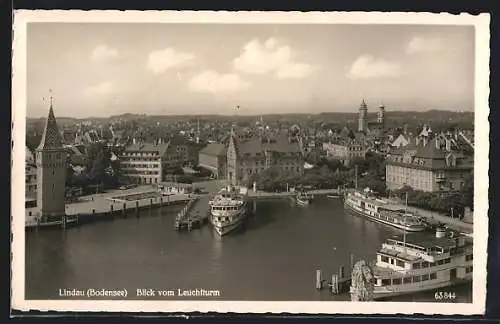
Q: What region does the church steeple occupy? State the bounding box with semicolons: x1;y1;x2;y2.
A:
358;99;368;132
37;94;63;150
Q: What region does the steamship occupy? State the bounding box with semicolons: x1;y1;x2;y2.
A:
350;227;474;300
344;188;427;232
208;185;248;236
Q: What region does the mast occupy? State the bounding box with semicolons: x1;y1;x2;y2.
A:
404;191;408;252
354;164;358;190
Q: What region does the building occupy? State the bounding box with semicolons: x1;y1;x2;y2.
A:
25;146;37;198
164;137;190;169
357;100;386;138
226;130;304;185
322;139;366;166
120;141;169;185
386;137;474;193
391;134;412;148
35;102;67;222
358;99;368;132
198;143;227;179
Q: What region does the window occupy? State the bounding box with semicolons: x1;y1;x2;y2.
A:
392;278;402;285
421;274;430;281
403;277;412;284
444;258;451;264
422;261;429;268
396;260;405;268
413;276;421;283
412;262;421;269
430;273;437;280
381;279;391;286
437;260;444;265
466;254;473;262
466;266;473;273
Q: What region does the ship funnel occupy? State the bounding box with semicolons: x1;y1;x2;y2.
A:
436;227;446;238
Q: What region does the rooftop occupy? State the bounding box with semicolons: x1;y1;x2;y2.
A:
199;143;226;157
386;232;461;250
124;142;170;156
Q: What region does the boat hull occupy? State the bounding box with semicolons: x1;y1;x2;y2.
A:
366;278;472;300
344;201;426;232
211;209;246;236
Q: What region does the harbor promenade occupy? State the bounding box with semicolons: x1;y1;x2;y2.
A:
386;198;473;234
25;180;229;228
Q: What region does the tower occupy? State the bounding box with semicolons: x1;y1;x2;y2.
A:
358;99;368;132
227;125;238;186
36;96;67;222
377;103;385;126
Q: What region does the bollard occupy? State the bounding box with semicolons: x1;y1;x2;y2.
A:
316;270;322;290
332;274;339;294
160;197;163;208
123;203;127;215
110;204;114;216
150;198;153;209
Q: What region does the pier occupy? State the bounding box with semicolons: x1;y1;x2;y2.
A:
174;195;211;231
247;188;342;200
25;185;193;229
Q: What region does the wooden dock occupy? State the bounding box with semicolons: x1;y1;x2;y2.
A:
174;195;211;231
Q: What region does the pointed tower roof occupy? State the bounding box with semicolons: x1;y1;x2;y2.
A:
360;99;367;110
37;103;63;150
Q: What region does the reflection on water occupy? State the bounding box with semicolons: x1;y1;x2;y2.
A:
25;197;472;302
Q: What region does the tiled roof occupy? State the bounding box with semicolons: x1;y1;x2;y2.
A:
199;143;226;157
236;134;301;157
37;105;63;150
124;142;170;156
387;137;473;170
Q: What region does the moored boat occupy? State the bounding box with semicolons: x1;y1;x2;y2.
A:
296;192;313;206
350;228;473;300
344;188;427;232
208;185;248;236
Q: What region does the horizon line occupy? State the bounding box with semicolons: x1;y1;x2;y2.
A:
26;108;474;120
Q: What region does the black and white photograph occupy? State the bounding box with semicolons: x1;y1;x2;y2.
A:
12;10;489;315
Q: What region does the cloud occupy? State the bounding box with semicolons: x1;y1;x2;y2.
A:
346;55;402;80
147;48;195;74
84;81;115;95
406;36;443;54
91;45;119;61
233;38;314;79
187;70;250;95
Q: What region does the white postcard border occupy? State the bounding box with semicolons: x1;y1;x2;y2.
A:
11;10;490;315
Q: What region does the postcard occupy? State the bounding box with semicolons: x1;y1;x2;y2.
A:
11;10;490;315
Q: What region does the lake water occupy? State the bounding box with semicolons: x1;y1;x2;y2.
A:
25;197;472;302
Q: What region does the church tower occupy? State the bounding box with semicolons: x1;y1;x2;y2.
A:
36;97;67;222
358;99;368;132
377;103;385;127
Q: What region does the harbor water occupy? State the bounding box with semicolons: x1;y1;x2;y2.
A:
25;197;472;302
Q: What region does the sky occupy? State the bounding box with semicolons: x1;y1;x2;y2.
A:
26;23;475;118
